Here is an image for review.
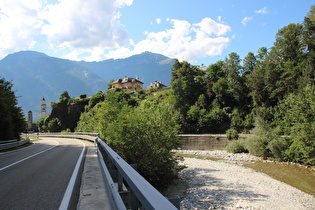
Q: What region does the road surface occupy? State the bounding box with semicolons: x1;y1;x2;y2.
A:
0;137;88;210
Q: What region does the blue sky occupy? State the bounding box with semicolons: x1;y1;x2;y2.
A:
0;0;313;66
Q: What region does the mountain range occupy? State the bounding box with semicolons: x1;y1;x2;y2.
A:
0;51;175;121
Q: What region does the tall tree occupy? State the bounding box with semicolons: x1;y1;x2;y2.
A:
247;48;269;107
171;59;205;130
262;24;304;106
222;52;246;107
303;5;315;80
243;52;256;76
0;77;26;140
278;84;315;165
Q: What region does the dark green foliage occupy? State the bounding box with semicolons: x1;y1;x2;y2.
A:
245;117;278;158
59;91;71;102
80;94;87;99
39;91;90;132
85;91;105;111
226;128;239;140
76;91;182;189
277;84;315;165
225;139;248;153
171;53;252;134
0;77;26;140
105;100;181;189
171;60;205;115
174;6;315;165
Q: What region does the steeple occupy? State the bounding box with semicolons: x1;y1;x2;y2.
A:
41;97;46;118
28;110;33;130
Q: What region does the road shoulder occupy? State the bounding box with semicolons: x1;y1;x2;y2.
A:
77;142;113;210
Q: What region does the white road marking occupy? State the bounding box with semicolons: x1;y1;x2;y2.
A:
59;141;86;210
0;141;59;172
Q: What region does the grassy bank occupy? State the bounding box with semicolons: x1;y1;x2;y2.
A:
244;161;315;197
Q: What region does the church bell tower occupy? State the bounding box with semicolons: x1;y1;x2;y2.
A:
41;98;46;118
28;110;33;130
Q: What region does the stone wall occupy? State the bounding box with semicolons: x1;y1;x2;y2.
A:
178;134;250;150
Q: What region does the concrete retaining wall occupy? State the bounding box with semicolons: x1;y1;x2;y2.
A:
178;134;250;150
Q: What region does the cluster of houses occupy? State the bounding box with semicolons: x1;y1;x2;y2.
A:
110;76;167;92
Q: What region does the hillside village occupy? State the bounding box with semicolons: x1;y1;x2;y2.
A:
29;76;169;132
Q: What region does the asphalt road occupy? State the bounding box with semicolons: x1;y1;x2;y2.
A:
0;138;87;210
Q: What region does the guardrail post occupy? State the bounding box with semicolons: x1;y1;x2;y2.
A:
118;164;139;210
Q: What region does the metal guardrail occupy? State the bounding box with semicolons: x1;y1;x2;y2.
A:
0;139;30;151
24;132;99;137
96;137;178;210
28;133;179;209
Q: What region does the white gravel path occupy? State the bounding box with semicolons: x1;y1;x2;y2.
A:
171;150;315;210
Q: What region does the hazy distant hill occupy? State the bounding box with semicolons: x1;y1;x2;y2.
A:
0;51;106;120
79;51;175;87
0;51;175;121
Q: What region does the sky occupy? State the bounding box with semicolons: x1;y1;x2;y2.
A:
0;0;314;66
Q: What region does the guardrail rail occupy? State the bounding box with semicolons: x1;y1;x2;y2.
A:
96;137;178;209
0;139;30;151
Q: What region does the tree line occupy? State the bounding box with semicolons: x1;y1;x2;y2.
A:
0;77;26;141
171;6;315;165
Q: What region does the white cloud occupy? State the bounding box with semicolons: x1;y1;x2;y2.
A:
195;17;231;36
0;0;43;58
116;0;134;7
0;0;230;63
242;17;253;25
103;17;231;62
0;0;133;60
255;7;269;14
40;0;131;51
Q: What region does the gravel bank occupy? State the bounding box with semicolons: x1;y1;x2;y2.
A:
174;150;261;162
167;150;315;209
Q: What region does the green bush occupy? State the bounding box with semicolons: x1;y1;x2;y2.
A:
246;135;270;158
226;128;239;140
225;139;248;153
267;137;290;161
244;117;277;159
104;100;182;190
61;128;71;133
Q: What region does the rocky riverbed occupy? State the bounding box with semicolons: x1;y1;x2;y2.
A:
165;150;315;209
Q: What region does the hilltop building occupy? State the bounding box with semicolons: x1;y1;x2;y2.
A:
41;98;46;118
28;110;33;130
198;64;207;71
110;76;143;91
146;81;167;90
27;110;36;130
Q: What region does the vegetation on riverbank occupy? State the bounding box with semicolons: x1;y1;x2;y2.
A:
244;161;315;197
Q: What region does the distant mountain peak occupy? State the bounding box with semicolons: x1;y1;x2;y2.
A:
121;51;174;65
7;50;48;58
2;51;48;63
